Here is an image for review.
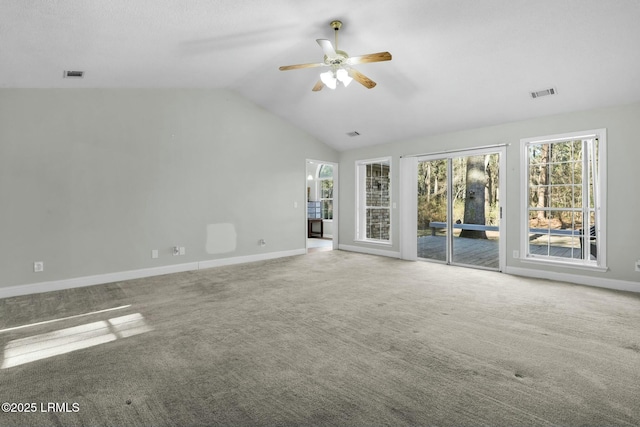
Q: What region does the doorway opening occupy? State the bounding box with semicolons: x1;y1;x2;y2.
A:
416;147;505;271
306;160;338;253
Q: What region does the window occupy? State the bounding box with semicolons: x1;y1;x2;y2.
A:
356;157;392;243
521;129;606;268
318;164;333;220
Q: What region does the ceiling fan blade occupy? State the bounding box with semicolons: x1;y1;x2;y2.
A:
348;68;377;89
348;51;392;65
312;80;324;91
279;62;326;71
316;39;337;57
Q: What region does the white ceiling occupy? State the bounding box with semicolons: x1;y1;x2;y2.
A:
3;0;640;151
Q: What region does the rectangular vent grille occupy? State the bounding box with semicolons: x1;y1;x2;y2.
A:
64;70;84;78
531;87;556;99
346;131;360;137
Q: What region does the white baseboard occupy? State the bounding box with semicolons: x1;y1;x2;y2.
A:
0;249;306;299
339;244;401;259
198;249;306;270
337;246;639;294
505;266;640;293
0;262;200;300
4;249;636;299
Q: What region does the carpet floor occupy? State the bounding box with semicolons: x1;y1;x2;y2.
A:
1;250;639;426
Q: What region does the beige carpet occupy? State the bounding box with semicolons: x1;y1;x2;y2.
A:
1;250;639;426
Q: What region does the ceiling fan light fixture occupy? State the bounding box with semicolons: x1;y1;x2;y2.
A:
336;68;352;87
320;70;337;89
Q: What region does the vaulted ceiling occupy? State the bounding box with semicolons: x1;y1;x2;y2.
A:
3;0;640;151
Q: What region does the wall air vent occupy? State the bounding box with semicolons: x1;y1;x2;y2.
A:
63;70;84;78
530;87;556;99
346;131;360;137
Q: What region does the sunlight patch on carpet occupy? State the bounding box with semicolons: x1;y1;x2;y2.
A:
1;313;152;369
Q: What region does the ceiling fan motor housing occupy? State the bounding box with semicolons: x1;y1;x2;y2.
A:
326;51;348;65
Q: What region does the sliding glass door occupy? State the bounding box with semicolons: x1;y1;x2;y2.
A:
417;159;449;262
417;149;504;270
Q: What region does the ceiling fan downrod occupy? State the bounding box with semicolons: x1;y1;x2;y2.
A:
330;20;342;51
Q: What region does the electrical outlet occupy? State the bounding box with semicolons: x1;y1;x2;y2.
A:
179;247;185;255
34;261;44;272
635;260;640;272
513;250;519;259
259;239;266;247
151;249;159;259
173;246;180;256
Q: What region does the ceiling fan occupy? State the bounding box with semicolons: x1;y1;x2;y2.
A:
279;20;392;91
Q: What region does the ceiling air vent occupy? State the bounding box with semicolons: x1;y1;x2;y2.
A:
346;131;360;137
63;70;85;78
530;87;556;99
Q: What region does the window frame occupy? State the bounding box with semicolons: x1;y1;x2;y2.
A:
355;157;393;245
520;129;607;271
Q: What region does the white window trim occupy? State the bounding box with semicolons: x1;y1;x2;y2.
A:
355;156;393;245
519;129;607;271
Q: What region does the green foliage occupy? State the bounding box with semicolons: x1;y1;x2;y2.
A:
418;195;446;230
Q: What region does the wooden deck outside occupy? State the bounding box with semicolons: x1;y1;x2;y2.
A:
417;235;583;270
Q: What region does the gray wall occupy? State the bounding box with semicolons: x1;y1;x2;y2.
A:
0;89;337;289
339;102;640;284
